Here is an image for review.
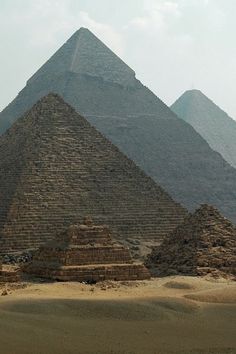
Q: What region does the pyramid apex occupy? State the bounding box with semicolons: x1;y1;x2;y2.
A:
171;89;209;111
186;88;202;94
6;93;78;133
78;27;91;33
190;89;206;96
197;203;219;213
72;27;91;37
181;89;206;99
193;203;225;221
38;92;62;102
27;27;136;87
31;92;72;112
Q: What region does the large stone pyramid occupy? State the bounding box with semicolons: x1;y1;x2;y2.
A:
0;93;187;255
171;89;236;169
147;204;236;277
25;218;150;282
1;28;236;222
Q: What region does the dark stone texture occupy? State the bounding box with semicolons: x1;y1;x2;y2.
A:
147;204;236;278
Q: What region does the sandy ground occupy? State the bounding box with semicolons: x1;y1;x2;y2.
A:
0;276;235;354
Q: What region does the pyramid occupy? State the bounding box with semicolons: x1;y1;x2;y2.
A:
171;89;236;168
25;217;150;282
1;29;236;222
146;204;236;278
0;93;187;255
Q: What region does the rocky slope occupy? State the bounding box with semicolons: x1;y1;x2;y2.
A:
147;204;236;278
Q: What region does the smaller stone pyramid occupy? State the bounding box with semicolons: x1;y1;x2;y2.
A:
146;205;236;278
25;218;150;282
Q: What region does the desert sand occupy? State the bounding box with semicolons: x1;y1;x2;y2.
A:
0;276;235;354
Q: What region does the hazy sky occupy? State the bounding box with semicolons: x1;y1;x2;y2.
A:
0;0;236;119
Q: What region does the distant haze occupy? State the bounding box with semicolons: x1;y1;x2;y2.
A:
0;0;236;119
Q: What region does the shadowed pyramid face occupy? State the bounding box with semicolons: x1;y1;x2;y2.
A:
0;29;236;224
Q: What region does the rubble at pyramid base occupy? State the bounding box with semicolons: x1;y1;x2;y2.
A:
146;205;236;279
0;265;20;283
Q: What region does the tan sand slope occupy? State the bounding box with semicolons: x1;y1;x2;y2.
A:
0;276;235;354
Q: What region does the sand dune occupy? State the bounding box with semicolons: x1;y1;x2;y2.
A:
0;276;235;354
185;287;236;303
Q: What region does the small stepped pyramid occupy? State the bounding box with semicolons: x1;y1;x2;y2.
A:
25;217;150;282
0;93;187;255
146;204;236;278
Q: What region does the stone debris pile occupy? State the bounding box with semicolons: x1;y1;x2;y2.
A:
25;218;150;282
146;204;236;278
0;262;20;282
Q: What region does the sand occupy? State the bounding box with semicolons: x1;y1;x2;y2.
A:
0;276;235;354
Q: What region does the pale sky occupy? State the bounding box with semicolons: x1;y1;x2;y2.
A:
0;0;236;119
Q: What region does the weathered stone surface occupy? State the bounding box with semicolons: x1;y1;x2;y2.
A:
171;89;236;169
146;205;236;278
25;219;150;282
0;93;186;255
0;29;236;222
0;263;20;283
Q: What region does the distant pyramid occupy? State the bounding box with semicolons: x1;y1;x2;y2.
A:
1;29;236;222
147;204;236;278
171;89;236;168
0;93;186;255
25;218;150;282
